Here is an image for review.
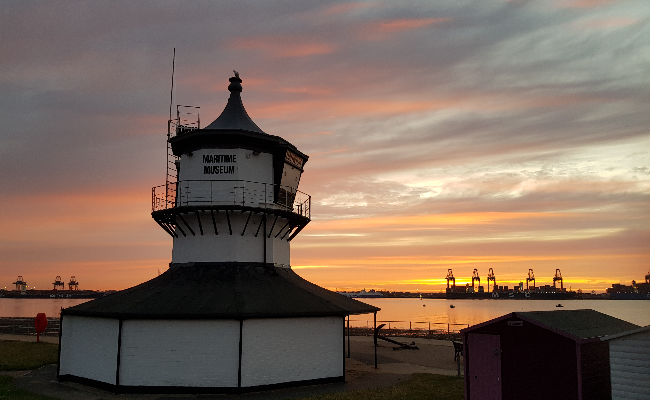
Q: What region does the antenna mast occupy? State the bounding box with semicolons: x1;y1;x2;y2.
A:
157;48;199;212
165;49;177;207
169;48;175;121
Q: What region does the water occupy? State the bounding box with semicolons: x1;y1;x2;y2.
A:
0;298;92;318
349;298;650;330
2;298;648;330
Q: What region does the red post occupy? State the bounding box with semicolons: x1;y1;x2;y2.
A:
34;313;47;343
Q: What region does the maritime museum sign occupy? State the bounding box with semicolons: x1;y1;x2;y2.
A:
203;154;236;175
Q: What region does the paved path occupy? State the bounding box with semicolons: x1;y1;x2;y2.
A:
0;333;59;344
2;335;464;399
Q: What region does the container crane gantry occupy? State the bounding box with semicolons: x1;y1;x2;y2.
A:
526;269;535;291
12;276;27;290
553;269;563;291
53;276;65;290
68;276;79;291
487;268;496;292
472;269;480;290
446;269;456;289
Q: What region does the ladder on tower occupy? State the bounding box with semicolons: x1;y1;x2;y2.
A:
165;105;200;208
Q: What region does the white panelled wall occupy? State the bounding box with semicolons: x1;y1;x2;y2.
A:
608;329;650;400
170;146;293;267
59;316;119;384
241;317;344;387
170;211;291;266
178;149;273;184
119;320;240;387
59;316;344;389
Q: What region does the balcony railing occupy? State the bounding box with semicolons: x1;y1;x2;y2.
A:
152;180;310;219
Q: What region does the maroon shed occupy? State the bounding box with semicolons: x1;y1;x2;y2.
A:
461;310;638;400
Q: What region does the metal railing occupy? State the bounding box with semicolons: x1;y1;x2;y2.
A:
152;180;311;219
350;320;470;334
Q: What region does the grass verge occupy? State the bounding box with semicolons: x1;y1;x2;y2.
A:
0;341;59;371
0;375;58;400
297;374;464;400
0;341;60;399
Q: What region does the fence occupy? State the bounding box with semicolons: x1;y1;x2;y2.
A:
349;319;469;334
0;317;60;337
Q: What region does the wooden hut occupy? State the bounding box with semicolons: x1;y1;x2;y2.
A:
461;310;638;400
601;325;650;400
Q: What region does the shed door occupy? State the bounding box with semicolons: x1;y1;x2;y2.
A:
468;333;502;400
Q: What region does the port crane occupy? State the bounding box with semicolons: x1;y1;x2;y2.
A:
53;276;65;290
446;269;456;289
487;268;496;292
553;269;563;290
68;276;79;291
12;276;27;290
526;269;535;291
472;269;480;290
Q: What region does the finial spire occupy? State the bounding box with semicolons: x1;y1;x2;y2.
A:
228;71;243;93
205;73;263;133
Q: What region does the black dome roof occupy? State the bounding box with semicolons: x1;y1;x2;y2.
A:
62;264;379;319
204;75;264;133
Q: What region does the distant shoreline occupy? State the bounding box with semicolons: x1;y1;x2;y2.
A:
0;289;113;299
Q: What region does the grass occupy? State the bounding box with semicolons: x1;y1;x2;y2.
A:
297;374;464;400
0;375;58;400
0;341;60;399
0;341;59;371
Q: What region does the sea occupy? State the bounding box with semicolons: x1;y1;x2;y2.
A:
1;298;648;330
349;298;650;331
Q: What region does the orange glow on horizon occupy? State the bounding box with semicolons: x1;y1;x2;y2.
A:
308;212;570;232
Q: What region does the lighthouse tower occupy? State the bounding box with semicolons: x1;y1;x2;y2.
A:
152;71;310;269
58;73;379;394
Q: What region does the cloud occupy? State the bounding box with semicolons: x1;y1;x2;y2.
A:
374;17;451;33
0;0;649;292
574;17;641;29
233;36;338;58
320;2;376;16
559;0;623;8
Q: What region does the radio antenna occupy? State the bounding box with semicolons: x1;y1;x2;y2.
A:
169;48;175;120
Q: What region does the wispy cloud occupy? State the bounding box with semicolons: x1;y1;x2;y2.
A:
559;0;623;8
233;36;337;58
376;17;451;32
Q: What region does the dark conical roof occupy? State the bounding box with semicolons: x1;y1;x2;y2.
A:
169;72;308;171
205;74;264;133
62;265;379;319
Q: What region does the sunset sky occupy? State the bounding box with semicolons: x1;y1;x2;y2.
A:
1;0;648;293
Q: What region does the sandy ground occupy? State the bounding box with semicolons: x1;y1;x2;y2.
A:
1;334;464;399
